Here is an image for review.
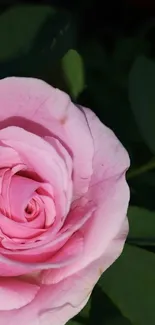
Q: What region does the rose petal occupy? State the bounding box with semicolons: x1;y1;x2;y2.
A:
0;213;45;240
0;77;94;198
40;195;56;228
2;231;83;267
0;145;21;169
0;222;127;324
0;278;40;311
82;107;130;183
9;176;41;222
0;126;70;220
42;176;129;283
40;107;130;283
0;127;69;190
45;136;73;214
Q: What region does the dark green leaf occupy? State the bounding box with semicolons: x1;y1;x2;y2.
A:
129;56;155;154
0;10;77;83
106;316;132;325
89;285;131;325
110;38;150;89
80;297;91;318
0;5;55;60
66;320;80;325
99;244;155;325
80;40;142;145
128;206;155;245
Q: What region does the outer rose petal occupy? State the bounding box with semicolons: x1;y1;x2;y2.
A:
82;107;130;182
0;278;40;311
0;77;94;199
0;219;127;325
41;178;128;284
41;109;130;283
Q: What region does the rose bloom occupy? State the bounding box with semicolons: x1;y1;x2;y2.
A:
0;77;130;325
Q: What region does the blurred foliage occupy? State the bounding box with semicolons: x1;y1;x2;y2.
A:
0;5;55;60
1;2;155;325
99;245;155;325
129;56;155;154
128;206;155;245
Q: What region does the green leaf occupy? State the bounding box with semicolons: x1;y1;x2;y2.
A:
111;38;150;89
128;206;155;245
80;297;91;318
62;49;85;99
0;5;56;61
106;316;132;325
80;41;141;144
71;298;91;325
89;285;131;325
0;10;77;87
129;56;155;154
99;244;155;325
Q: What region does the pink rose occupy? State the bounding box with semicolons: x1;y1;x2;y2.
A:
0;77;129;325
